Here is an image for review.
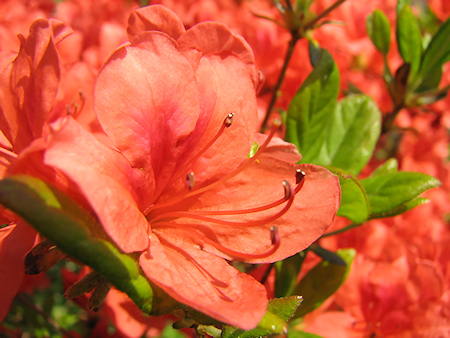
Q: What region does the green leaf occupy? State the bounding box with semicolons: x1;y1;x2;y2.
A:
367;10;391;55
275;252;307;297
288;331;325;338
316;95;381;174
224;297;302;338
414;18;450;90
397;5;423;76
310;245;346;266
0;175;153;314
415;66;442;93
362;172;441;216
292;249;356;318
285;48;339;163
396;0;411;14
325;167;369;224
371;197;429;218
268;296;303;321
308;39;321;67
371;158;398;176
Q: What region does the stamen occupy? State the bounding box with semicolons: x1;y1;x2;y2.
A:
185;172;195;190
65;90;85;117
296;169;306;184
0;146;17;161
152;224;280;260
152;113;234;201
181;171;306;216
224;113;234;127
256;70;265;95
150;180;295;227
146;120;282;213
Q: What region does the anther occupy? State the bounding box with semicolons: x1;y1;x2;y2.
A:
283;180;292;200
224;113;234;128
185;172;195;190
270;226;279;245
296;169;306;184
272;119;282;128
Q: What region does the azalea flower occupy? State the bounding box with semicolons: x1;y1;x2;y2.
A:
40;5;340;329
0;18;74;321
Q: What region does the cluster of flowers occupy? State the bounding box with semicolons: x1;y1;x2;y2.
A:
0;0;448;337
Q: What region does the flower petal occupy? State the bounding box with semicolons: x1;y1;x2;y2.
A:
0;19;71;153
178;21;258;86
140;233;268;330
127;5;186;40
0;222;36;321
95;31;204;202
177;159;340;263
44;118;150;253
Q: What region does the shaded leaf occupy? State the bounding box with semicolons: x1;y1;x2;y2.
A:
293;249;356;318
310;245;346;266
275;252;307;298
414;18;450;90
397;5;423;76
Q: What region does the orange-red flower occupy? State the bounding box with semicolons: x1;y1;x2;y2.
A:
40;6;340;329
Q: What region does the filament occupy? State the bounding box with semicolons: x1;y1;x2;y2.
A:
150;180;296;226
153;223;280;260
146;119;282;213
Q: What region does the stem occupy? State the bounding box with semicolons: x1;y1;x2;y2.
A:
260;36;299;132
304;0;347;30
259;0;348;132
321;223;361;237
382;104;403;133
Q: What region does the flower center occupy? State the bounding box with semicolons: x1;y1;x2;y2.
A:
145;114;306;261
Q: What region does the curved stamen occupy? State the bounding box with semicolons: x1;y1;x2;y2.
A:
146;119;282;213
0;145;17;161
147;114;235;211
152;223;280;260
150;180;295;227
182;173;305;216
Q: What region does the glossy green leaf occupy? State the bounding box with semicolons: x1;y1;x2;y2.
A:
337;175;369;223
397;5;423;76
0;175;153;314
293;249;356;318
414;18;450;90
285;48;339;163
371;158;398;176
371;197;429;219
367;10;391;55
317;95;381;174
324;165;370;225
362;172;441;216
